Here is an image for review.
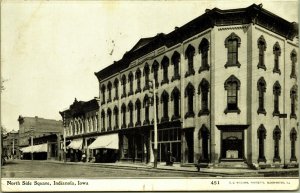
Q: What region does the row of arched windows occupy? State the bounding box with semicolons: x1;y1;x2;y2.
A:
257;125;297;162
100;38;210;105
67;116;98;136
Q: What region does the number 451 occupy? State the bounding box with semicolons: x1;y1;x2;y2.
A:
211;181;219;185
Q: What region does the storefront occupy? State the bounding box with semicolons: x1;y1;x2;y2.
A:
20;143;48;160
67;138;83;162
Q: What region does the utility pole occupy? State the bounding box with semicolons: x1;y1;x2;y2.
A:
12;136;14;160
31;130;33;161
63;112;67;163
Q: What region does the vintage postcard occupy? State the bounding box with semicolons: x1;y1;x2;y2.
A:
1;0;299;192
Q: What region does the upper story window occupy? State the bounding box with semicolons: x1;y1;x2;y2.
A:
273;81;281;116
257;77;267;115
101;110;105;132
224;75;241;114
171;51;180;81
161;90;169;122
273;126;281;162
273;42;281;74
185;82;195;118
128;72;134;96
161;56;169;85
224;33;241;68
121;75;126;98
107;108;112;131
290;85;297;119
171;86;180;120
107;81;112;103
290;50;297;79
143;63;150;91
198;78;209;116
101;85;106;105
113;106;119;130
151;60;159;88
290;128;297;161
143;94;150;125
135;68;142;94
185;45;195;77
113;78;119;101
135;99;141;127
128;101;134;128
199;38;209;73
121;103;126;129
257;35;267;70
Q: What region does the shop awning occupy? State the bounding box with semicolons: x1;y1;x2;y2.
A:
67;139;83;150
20;143;48;153
88;133;119;150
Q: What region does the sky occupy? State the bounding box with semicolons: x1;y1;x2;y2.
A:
1;0;298;132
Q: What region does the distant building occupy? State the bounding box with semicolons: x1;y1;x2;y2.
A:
18;115;63;160
2;130;20;159
93;4;299;168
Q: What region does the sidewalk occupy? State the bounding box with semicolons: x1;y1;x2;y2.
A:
44;159;299;177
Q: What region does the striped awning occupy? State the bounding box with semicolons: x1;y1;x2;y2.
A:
88;134;118;150
67;139;83;150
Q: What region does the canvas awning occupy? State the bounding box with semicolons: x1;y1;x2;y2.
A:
88;133;119;150
67;139;83;150
20;143;48;153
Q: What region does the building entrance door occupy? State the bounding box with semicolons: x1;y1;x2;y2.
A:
221;130;244;159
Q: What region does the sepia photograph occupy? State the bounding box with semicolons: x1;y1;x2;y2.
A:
1;0;299;191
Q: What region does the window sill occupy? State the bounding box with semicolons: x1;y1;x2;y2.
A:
143;120;150;126
128;122;134;128
121;124;126;129
272;111;280;117
185;70;195;78
107;99;112;103
143;85;149;91
121;94;126;98
224;108;241;114
273;157;281;163
290;157;297;162
113;125;119;130
257;109;266;115
258;157;266;163
225;62;241;68
290;74;297;80
161;79;169;86
290;114;297;119
113;97;119;101
161;117;169;123
101;102;105;105
171;115;180;121
185;112;195;119
135;121;141;127
128;91;134;96
199;65;210;73
273;68;281;75
107;126;112;131
135;88;141;94
171;75;180;82
198;109;210;116
257;64;266;71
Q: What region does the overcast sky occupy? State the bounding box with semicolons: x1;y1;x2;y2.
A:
1;0;298;132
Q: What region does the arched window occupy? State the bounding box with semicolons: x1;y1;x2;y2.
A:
121;75;126;98
143;94;150;125
161;90;169;122
128;101;133;127
273;126;281;162
273;81;281;116
224;75;241;114
113;106;119;130
257;124;266;162
171;87;180;120
198;78;209;116
185;45;195;77
101;85;106;105
185;83;195;118
107;108;112;131
121;103;126;128
143;63;150;91
135;68;141;94
101;110;105;132
199;38;209;73
198;124;209;162
128;72;134;96
171;51;180;81
257;35;267;70
113;78;119;101
135;99;141;126
151;60;159;88
290;85;297;119
257;77;267;115
225;32;241;68
273;42;281;74
107;81;112;103
290;128;297;161
290;50;297;79
161;56;169;85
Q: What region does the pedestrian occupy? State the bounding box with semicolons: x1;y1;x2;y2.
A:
82;152;86;162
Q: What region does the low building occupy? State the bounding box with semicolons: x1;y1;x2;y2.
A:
2;130;20;159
